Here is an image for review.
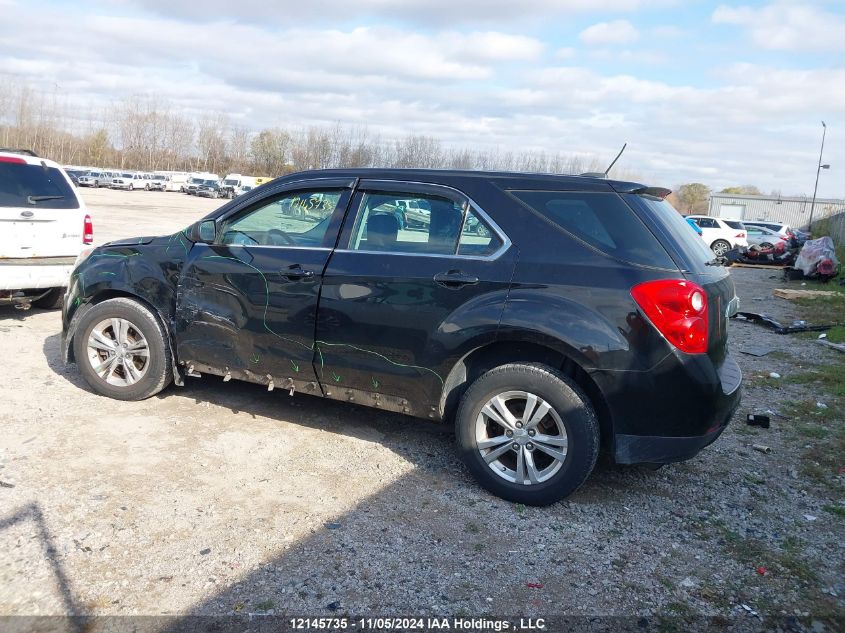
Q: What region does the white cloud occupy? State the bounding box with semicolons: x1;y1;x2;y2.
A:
127;0;649;26
579;20;640;46
0;1;842;198
712;1;845;51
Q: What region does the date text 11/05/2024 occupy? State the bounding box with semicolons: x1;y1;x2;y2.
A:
288;616;546;631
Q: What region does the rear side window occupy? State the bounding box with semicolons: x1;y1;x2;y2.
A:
0;163;79;209
508;190;675;268
723;219;746;230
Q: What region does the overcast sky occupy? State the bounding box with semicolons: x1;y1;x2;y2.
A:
1;0;843;197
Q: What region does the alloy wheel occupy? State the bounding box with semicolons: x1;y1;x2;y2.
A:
86;318;150;387
475;390;568;485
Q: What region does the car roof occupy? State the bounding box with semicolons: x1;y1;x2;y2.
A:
0;150;62;169
276;167;650;193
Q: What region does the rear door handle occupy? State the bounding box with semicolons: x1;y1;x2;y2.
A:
433;270;479;288
281;265;315;280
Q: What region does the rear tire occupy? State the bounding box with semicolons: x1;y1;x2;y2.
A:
72;298;172;401
760;242;773;249
455;362;599;506
711;239;731;256
32;287;64;310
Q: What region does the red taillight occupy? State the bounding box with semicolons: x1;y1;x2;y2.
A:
631;279;709;354
83;214;93;244
0;155;26;164
736;233;746;238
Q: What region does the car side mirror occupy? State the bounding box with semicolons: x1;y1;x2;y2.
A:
189;219;217;244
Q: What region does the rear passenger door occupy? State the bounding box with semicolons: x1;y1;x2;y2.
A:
315;180;517;416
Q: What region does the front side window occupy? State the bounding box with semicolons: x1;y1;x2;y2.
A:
220;190;343;247
348;191;465;255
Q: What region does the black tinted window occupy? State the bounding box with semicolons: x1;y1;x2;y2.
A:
0;163;78;209
723;219;746;230
349;191;464;255
631;196;715;272
509;190;675;268
458;208;502;256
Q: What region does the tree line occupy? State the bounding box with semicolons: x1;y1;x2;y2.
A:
0;79;607;178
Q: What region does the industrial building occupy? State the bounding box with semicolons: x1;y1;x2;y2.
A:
707;192;845;230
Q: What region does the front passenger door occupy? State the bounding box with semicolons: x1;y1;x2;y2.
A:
175;181;353;391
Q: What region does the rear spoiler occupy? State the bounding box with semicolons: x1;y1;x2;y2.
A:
630;186;672;199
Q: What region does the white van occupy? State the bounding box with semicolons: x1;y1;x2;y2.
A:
0;149;92;308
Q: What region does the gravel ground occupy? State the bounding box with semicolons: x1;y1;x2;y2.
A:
1;190;843;625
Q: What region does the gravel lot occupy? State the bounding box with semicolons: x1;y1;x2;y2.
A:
1;188;843;625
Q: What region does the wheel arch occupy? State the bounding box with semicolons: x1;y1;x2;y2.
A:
439;339;613;450
64;288;183;386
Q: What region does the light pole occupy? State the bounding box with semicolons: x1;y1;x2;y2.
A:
808;121;830;232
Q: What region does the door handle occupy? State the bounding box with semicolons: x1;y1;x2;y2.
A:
281;265;315;280
433;270;479;288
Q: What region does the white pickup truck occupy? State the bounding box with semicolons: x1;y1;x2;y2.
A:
0;149;93;309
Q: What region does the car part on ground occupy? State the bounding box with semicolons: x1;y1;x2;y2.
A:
734;311;839;335
62;168;741;504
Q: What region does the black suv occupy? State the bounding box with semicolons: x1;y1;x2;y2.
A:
62;169;742;505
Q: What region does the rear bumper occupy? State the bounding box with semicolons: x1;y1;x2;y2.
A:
0;258;76;292
595;351;742;465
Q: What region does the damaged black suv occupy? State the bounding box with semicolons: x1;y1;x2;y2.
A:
63;169;741;505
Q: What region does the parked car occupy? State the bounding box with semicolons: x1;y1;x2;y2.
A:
62;169;741;505
686;215;748;256
78;170;114;187
196;181;222;198
746;225;788;249
110;173;138;190
149;174;168;191
742;220;792;240
1;149;93;309
234;185;253;197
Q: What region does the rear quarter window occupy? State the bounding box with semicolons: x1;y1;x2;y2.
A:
0;163;79;209
508;190;676;269
723;219;746;230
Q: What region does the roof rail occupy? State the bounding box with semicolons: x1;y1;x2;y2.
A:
0;148;39;157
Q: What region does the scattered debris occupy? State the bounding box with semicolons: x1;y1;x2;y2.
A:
819;333;827;339
756;566;767;576
735;311;838;334
752;444;772;454
324;522;342;530
740;344;774;357
803;515;817;522
794;236;840;281
817;339;845;353
0;480;15;489
526;582;544;589
773;288;837;300
817;402;828;410
746;414;770;429
326;601;341;611
769;372;781;379
679;577;696;588
740;604;761;619
199;548;211;555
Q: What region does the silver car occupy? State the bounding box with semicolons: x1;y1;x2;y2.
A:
746;225;787;249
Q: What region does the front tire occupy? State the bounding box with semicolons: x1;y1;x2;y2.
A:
129;184;134;191
72;298;172;401
455;363;599;506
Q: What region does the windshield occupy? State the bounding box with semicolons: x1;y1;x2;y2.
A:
223;179;239;185
0;163;79;209
203;180;217;186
